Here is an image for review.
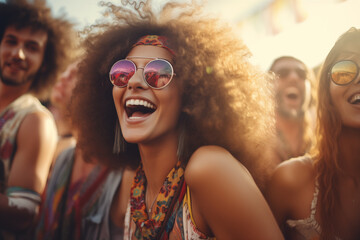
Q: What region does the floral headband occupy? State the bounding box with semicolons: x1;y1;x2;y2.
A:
132;35;175;56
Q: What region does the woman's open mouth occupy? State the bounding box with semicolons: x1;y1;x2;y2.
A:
348;93;360;105
125;98;157;119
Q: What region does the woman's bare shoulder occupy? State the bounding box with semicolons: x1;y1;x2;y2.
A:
185;145;252;188
271;155;315;192
184;146;284;239
266;155;316;225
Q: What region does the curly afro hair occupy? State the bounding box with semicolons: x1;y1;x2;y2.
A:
0;0;78;100
71;0;276;188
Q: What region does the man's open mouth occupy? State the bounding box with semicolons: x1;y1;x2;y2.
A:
285;88;300;101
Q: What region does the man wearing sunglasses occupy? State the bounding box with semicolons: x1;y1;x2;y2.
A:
269;56;316;163
0;1;75;238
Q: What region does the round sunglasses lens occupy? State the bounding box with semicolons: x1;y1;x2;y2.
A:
296;69;307;80
277;68;291;78
276;68;306;80
144;60;173;88
331;60;358;85
109;60;135;87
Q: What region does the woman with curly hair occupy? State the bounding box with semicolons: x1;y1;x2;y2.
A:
266;27;360;240
71;0;283;239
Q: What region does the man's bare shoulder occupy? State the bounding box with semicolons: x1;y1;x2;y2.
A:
19;110;56;137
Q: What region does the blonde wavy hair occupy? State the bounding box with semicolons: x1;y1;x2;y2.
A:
71;0;276;188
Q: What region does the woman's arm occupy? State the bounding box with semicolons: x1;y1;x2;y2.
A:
266;162;296;233
185;145;284;240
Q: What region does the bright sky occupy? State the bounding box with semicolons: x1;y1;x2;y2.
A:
244;0;360;69
3;0;360;69
47;0;267;28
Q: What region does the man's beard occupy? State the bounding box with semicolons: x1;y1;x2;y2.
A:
276;93;305;119
0;69;35;87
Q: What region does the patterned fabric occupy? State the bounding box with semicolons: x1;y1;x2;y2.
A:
130;161;184;239
181;187;215;240
133;35;176;56
286;182;321;239
0;94;51;193
124;186;214;240
82;169;124;240
35;147;110;240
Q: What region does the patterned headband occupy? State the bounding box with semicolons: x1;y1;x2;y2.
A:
132;35;175;56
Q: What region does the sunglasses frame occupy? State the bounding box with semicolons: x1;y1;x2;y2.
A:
275;67;307;80
329;60;359;86
109;57;175;89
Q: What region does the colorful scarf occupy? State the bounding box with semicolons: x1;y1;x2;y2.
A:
36;147;110;240
130;161;185;239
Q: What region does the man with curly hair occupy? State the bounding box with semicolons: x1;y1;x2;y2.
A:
0;0;76;237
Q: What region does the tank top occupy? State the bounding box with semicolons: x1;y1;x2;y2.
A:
0;94;52;193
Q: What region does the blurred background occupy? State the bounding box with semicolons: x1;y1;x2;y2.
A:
2;0;359;70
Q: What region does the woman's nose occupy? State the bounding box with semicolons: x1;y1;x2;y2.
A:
127;67;149;90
